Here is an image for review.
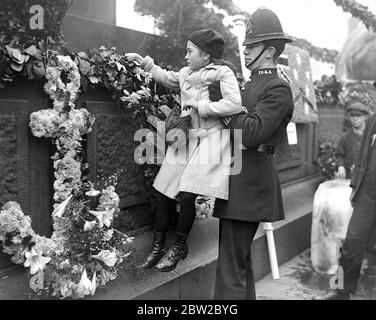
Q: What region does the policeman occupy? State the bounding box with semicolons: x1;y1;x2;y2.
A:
213;8;294;300
336;101;370;179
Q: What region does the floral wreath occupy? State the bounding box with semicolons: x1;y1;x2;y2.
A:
43;55;81;112
0;48;216;298
0;55;135;299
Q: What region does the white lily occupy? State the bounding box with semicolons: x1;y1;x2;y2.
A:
90;271;97;295
52;195;73;218
91;250;118;267
103;229;114;241
59;280;74;298
88;208;114;228
85;189;100;197
24;247;51;275
83;220;96;231
77;269;96;296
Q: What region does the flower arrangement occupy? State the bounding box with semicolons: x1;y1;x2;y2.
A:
195;196;215;220
0;54;138;299
174;196;215;221
317;140;340;180
0;181;133;299
0;0;74;87
72;46;152;111
30;55;95;204
43;55;81;111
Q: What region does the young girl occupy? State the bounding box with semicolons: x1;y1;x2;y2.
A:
126;29;242;272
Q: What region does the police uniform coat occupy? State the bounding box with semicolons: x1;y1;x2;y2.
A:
140;56;242;200
213;68;294;222
350;114;376;201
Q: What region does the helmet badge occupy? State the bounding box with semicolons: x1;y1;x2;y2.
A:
246;17;255;36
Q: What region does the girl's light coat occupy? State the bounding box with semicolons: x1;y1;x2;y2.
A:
141;56;242;199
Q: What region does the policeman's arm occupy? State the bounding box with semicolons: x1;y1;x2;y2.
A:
140;55;180;90
350;116;372;188
230;82;293;148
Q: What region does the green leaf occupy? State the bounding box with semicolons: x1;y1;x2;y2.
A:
10;62;24;72
24;45;43;60
88;66;95;76
77;52;89;60
79;59;91;76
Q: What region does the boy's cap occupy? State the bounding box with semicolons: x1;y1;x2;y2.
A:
188;29;225;58
346;101;370;116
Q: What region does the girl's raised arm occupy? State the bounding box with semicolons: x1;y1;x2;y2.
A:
125;53;180;90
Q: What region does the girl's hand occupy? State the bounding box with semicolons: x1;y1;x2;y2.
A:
184;99;198;111
124;53;144;64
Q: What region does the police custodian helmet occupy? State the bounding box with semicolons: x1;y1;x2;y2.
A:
243;7;293;46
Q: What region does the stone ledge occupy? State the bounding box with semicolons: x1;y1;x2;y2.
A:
0;175;322;300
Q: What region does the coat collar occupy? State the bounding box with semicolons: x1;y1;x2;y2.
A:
186;63;221;76
204;63;221;70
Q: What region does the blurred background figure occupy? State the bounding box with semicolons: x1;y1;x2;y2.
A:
327;75;342;104
336;19;376;82
314;110;376;300
335;101;370;179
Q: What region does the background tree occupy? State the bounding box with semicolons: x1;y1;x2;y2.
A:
134;0;244;72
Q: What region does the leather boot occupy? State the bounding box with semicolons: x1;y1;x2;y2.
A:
312;290;350;300
156;232;188;272
138;232;168;269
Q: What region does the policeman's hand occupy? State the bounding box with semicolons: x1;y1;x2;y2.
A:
350;164;356;176
350;189;355;206
124;53;144;64
184;99;198;111
335;166;346;179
